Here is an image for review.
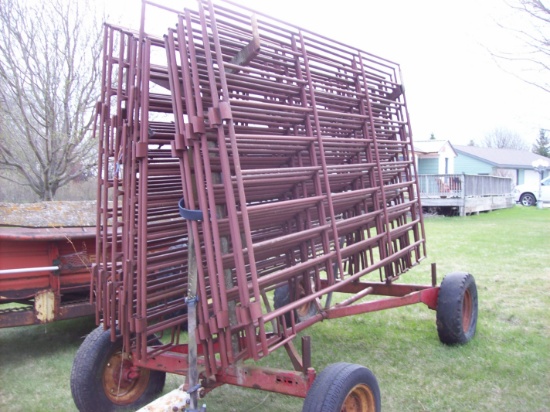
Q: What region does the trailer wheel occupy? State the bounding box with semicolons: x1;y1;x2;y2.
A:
274;284;293;326
302;362;381;412
274;283;318;327
71;326;166;412
436;272;478;345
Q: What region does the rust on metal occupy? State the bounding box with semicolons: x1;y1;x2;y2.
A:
34;289;57;323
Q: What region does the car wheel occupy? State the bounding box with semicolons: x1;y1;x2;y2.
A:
519;193;536;207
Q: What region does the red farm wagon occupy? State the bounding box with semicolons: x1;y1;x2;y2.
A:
0;224;95;328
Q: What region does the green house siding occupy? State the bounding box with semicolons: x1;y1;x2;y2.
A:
418;158;438;174
454;153;493;174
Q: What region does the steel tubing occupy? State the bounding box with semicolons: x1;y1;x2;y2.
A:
91;0;427;379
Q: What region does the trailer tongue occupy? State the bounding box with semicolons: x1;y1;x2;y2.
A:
71;1;478;411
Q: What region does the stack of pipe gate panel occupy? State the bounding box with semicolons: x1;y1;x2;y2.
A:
94;0;426;374
95;24;192;353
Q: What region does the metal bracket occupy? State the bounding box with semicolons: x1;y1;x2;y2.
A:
226;14;260;74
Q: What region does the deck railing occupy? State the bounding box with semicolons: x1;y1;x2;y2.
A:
418;174;513;198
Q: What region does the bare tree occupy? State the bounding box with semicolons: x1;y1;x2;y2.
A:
481;127;530;150
0;0;102;201
494;0;550;93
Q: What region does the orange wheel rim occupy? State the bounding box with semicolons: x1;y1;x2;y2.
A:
342;383;376;411
297;301;313;318
102;351;150;405
462;289;473;333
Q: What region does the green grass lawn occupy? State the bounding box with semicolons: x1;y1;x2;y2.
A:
1;206;548;411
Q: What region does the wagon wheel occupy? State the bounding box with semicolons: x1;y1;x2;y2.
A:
274;283;319;327
302;362;381;412
71;325;166;412
436;272;478;345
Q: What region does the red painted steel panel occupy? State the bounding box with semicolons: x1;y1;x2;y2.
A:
90;0;435;397
0;227;96;327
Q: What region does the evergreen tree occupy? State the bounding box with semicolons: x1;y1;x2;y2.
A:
532;129;550;157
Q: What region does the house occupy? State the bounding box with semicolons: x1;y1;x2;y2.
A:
414;140;550;187
414;140;457;175
412;140;550;215
452;145;549;187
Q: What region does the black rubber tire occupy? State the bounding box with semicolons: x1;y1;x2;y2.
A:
274;284;293;326
519;192;536;207
436;272;478;345
274;283;318;327
71;326;166;412
303;362;381;412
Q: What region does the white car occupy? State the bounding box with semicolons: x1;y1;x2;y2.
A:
513;176;550;206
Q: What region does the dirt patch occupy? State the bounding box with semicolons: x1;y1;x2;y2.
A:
0;201;96;228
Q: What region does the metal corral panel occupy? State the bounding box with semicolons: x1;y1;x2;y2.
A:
94;0;426;374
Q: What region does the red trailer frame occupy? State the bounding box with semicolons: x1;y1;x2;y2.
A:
71;2;478;411
0;227;95;328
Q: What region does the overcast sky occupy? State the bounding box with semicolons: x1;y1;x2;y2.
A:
109;0;550;147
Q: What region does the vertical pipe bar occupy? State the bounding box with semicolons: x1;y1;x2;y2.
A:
186;228;199;410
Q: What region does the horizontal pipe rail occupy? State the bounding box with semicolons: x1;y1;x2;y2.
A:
0;266;60;275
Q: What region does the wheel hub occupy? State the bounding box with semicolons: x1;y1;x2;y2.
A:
102;351;150;404
462;289;473;333
342;383;376;411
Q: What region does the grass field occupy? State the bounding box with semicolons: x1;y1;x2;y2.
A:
1;206;548;411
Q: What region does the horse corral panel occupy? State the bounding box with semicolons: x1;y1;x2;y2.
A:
75;2;479;410
95;0;425;363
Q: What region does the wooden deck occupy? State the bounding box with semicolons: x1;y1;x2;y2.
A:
418;174;515;216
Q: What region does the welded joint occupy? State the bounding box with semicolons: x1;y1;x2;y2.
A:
197;322;210;341
207;107;221;126
215;310;230;329
218;102;232;120
248;301;262;321
191;116;206;135
135;141;148;158
174;133;187;151
235;301;262;325
171;142;184;159
135;317;147;333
